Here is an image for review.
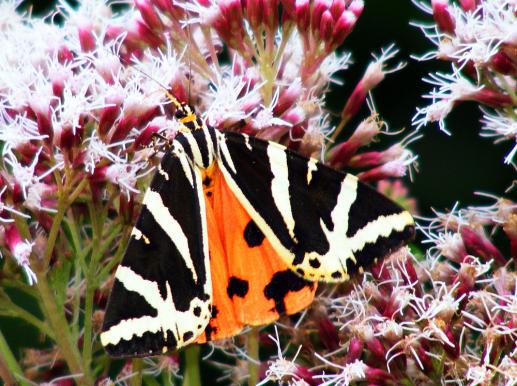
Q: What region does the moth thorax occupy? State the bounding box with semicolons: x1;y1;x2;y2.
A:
175;128;217;169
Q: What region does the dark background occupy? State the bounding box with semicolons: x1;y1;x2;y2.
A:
4;0;515;373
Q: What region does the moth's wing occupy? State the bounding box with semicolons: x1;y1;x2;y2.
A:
217;132;415;283
196;165;316;343
101;150;212;357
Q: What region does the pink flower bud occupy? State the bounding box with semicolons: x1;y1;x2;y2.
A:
274;81;302;115
366;338;386;360
341;82;368;122
345;337;364;363
151;0;178;18
490;50;516;75
51;73;68;99
442;327;460;358
219;0;246;40
4;225;37;285
57;45;74;64
263;0;279;31
34;109;53;142
318;316;340;351
135;0;164;32
460;226;506;265
99;90;123;135
327;118;380;168
413;344;434;374
431;0;455;34
330;0;346;20
469;88;512;108
281;0;296;19
348;0;364;18
78;26;96;52
349;144;404;168
458;0;477;11
319;10;335;42
134;19;163;48
295;0;311;32
358;157;411;182
133;123;161;149
282;107;305;125
330;11;356;48
365;367;392;384
294;365;317;385
311;0;330;33
246;0;264;29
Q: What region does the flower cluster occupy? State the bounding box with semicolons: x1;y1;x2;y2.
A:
412;0;517;164
256;198;516;385
0;0;417;385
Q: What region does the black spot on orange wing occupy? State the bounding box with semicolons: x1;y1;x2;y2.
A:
203;305;219;341
227;276;249;298
243;220;265;247
263;270;314;314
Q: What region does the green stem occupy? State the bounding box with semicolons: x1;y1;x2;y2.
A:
130;358;143;386
247;328;260;386
42;196;68;268
182;346;201;386
36;274;89;385
0;329;30;386
82;201;106;372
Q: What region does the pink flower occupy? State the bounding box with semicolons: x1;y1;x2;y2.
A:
4;225;37;285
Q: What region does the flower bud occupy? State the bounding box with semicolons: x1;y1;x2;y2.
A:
274;81;302;115
311;0;331;33
319;10;335;42
345;337;364;363
460;226;506;265
330;11;356;48
135;0;164;32
458;0;477;11
246;0;264;30
490;50;516;76
318;316;340;351
431;0;455;34
78;25;96;52
330;0;346;20
348;0;364;18
295;0;311;32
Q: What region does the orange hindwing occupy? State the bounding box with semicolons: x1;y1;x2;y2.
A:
196;164;317;343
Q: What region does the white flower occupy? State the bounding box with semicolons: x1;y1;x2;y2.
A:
251;89;292;130
313;356;367;386
12;239;37;285
3;149;63;205
318;51;352;86
105;161;153;200
466;364;493;386
257;326;304;386
83;132;130;174
0;186;29;223
480;108;517;164
203;66;261;127
0;114;48;155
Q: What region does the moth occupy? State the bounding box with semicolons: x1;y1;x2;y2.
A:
100;94;415;357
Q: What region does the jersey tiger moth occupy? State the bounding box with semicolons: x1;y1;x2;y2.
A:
100;95;415;357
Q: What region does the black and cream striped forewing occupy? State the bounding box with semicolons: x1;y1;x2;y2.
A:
216;131;415;282
101;148;212;357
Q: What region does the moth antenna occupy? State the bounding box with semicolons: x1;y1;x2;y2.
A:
186;20;193;105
